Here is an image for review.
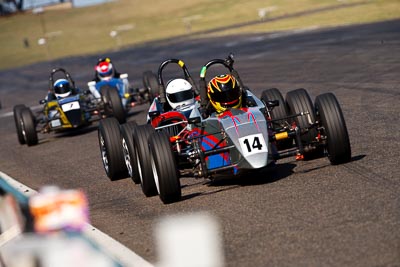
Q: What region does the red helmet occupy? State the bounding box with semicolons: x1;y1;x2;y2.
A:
95;58;114;80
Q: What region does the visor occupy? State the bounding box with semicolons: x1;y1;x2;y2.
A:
55;87;70;94
54;83;70;94
211;87;241;104
167;90;194;103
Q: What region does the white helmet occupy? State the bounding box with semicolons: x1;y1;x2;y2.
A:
165;78;194;109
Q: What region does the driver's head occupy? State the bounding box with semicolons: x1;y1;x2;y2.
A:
95;57;114;81
165;78;195;109
53;79;72;99
207;74;241;113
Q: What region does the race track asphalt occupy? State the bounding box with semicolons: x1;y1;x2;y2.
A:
0;19;399;267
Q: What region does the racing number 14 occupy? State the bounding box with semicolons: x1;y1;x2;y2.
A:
239;133;268;157
243;137;262;152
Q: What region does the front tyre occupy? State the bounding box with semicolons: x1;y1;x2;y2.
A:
100;85;126;123
315;93;351;164
20;107;38;146
13;104;27;144
142;70;158;103
107;87;126;124
98;118;128;180
149;131;181;204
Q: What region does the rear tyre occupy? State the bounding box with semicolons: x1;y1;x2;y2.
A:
13;104;27;144
315;93;351;164
261;88;292;149
120;121;140;184
149;131;181;204
98;118;128;180
20;107;38;146
133;124;158;197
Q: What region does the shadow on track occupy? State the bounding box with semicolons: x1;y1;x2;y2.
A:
180;162;296;201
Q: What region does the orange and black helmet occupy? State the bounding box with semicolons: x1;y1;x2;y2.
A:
207;74;242;113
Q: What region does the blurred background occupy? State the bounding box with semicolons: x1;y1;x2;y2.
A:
1;0;400;70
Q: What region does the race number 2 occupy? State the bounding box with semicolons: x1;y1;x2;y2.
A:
239;133;268;157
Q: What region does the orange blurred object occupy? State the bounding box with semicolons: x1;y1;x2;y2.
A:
29;186;89;233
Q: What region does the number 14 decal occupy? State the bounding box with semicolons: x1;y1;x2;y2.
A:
239;133;268;157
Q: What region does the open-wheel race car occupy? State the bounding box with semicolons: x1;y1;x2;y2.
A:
13;68;104;146
98;54;351;204
87;69;158;123
87;75;129;124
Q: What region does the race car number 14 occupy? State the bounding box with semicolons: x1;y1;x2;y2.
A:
239;133;268;157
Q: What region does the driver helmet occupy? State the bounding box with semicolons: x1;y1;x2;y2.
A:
95;58;114;81
207;74;242;113
165;78;195;109
53;79;72;99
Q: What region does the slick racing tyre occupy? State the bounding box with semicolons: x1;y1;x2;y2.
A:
120;121;140;184
100;85;126;124
100;85;111;116
98;117;128;180
149;131;181;204
261;88;293;150
100;85;110;104
133;124;158;197
13;104;27;145
142;70;158;103
286;88;318;145
107;87;126;124
20;107;38;146
315;93;351;165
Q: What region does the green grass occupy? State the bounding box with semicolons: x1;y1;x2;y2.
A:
1;0;399;70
